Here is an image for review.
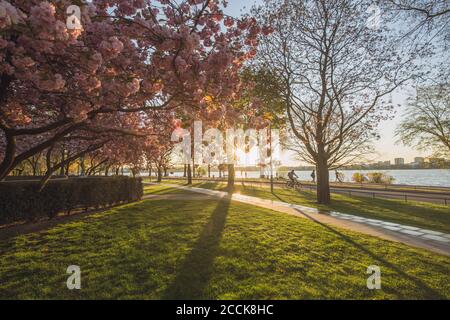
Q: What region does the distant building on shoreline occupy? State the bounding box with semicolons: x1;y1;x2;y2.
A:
169;156;449;172
342;156;449;170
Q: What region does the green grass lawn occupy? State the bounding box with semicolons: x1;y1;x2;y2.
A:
0;185;449;299
143;184;190;195
160;180;450;234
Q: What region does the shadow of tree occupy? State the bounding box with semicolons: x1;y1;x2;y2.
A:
266;188;450;232
196;182;227;191
162;197;231;299
294;208;446;299
271;190;286;203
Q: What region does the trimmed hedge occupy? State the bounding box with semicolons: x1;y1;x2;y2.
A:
0;176;143;224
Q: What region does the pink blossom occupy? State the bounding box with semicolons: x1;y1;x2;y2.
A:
54;20;69;41
126;78;141;96
224;17;234;28
0;0;24;29
0;38;7;49
29;1;56;28
36;73;66;92
12;56;35;69
87;53;103;73
100;36;124;57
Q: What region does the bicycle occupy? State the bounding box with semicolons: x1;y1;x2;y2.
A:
286;179;302;191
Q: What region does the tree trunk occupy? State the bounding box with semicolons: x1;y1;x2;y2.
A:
316;156;331;204
208;164;211;178
183;164;187;177
0;120;85;179
0;132;16;181
187;164;192;185
59;150;65;176
45;146;53;175
39;150;89;191
80;157;86;176
0;74;15;180
32;160;38;176
157;166;162;182
227;164;235;192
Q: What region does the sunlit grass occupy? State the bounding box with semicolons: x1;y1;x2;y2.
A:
0;190;449;299
143;184;193;195
157;179;450;233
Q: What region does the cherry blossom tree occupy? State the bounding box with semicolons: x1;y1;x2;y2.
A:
0;0;260;182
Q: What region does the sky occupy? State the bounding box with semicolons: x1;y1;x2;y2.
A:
224;0;429;165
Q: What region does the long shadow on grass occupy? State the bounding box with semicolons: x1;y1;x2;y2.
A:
276;188;450;231
271;190;286;203
162;196;231;299
294;208;445;299
196;182;228;192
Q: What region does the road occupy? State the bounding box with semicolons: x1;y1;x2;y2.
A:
327;185;450;205
164;177;450;205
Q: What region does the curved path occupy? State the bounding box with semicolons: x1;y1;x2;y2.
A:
235;180;450;205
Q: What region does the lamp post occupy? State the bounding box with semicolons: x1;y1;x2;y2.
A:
269;124;274;193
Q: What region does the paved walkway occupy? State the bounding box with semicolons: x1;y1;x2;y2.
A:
146;183;450;257
243;181;450;205
143;194;217;201
165;178;450;205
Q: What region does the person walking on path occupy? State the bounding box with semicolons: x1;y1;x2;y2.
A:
311;170;316;183
335;170;343;183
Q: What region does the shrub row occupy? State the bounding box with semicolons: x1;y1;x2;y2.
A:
352;172;395;184
0;176;143;224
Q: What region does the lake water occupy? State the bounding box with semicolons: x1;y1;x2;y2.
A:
167;169;450;187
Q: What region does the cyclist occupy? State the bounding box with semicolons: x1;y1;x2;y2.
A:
287;170;299;187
